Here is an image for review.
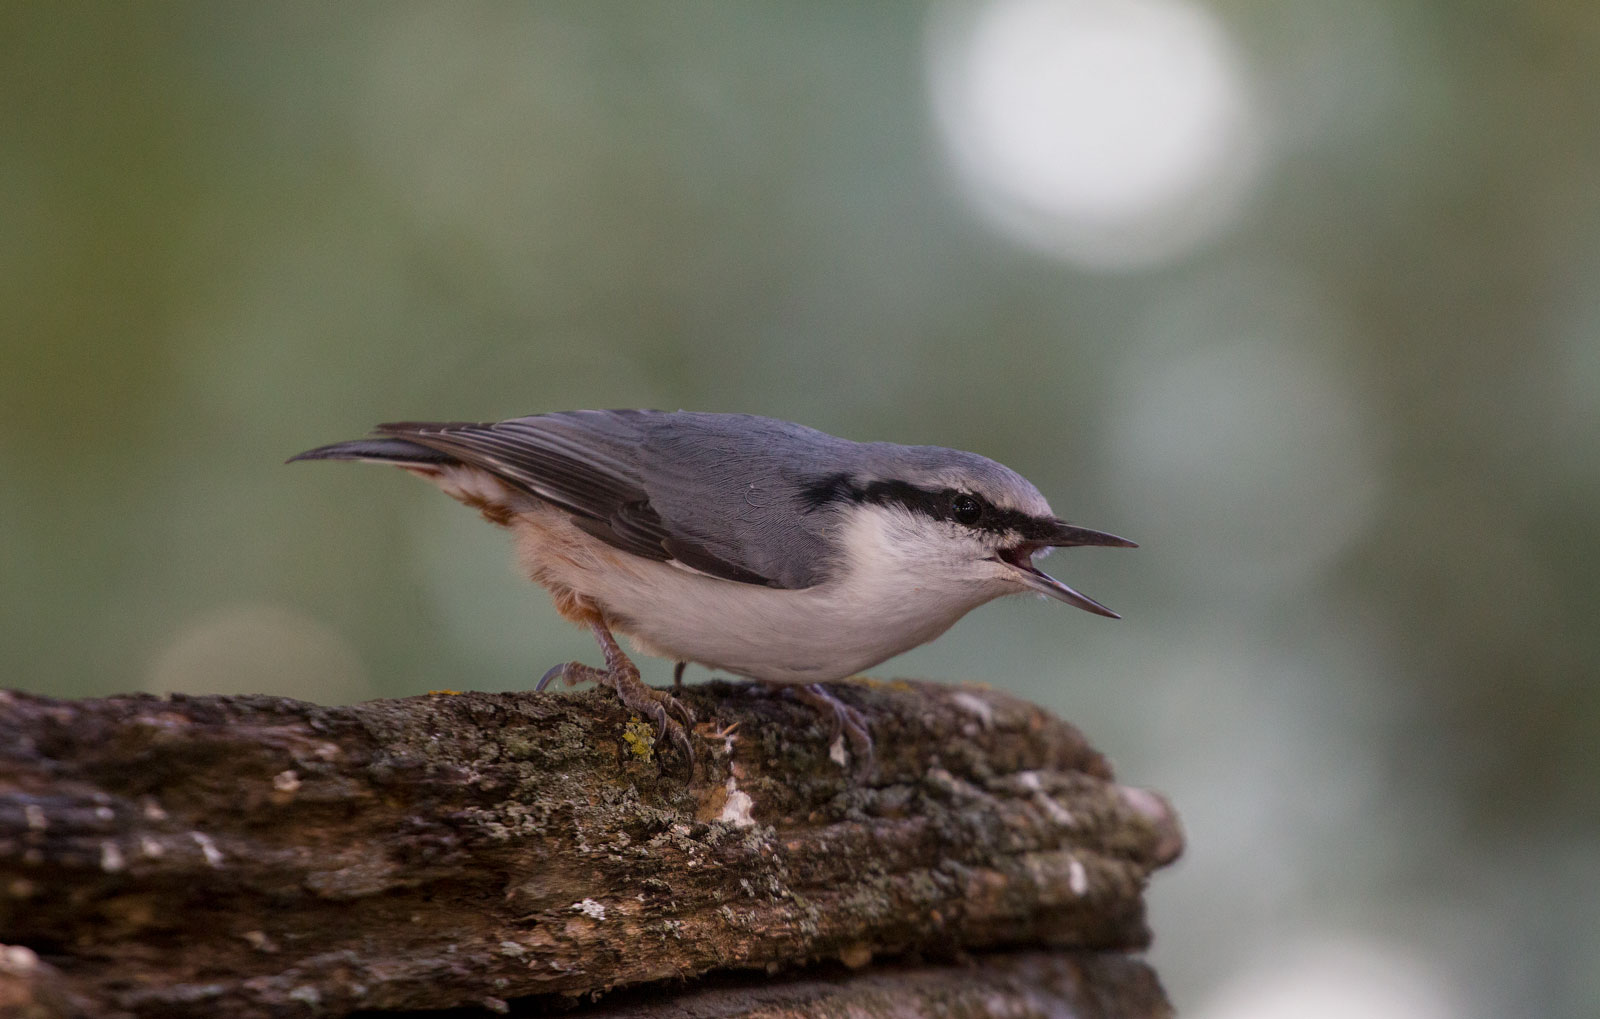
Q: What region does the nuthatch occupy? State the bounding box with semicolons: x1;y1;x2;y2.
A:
292;410;1134;773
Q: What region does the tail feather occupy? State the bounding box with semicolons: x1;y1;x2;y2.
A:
287;437;456;466
291;434;525;525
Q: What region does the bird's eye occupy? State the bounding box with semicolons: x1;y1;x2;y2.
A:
951;493;983;526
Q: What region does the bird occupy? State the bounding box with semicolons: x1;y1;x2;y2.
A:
290;410;1134;775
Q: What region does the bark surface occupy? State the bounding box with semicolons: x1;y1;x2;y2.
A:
0;680;1182;1018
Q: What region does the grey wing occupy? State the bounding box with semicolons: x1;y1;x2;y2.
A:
374;412;820;588
630;412;852;589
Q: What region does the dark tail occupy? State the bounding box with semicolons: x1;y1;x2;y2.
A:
286;437;457;467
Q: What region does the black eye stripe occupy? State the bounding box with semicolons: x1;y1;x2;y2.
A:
799;474;1056;540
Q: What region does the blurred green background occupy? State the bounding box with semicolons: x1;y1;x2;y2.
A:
3;2;1597;1016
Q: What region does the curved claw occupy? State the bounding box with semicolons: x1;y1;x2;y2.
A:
668;698;697;728
785;684;875;781
647;697;696;774
655;718;695;775
672;729;695;773
842;716;875;781
536;663;568;692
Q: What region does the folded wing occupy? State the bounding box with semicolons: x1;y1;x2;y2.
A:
372;411;832;589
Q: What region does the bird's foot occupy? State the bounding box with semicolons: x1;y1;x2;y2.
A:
785;683;874;780
538;661;696;770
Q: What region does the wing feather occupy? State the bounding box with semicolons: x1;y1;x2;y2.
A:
372;414;801;587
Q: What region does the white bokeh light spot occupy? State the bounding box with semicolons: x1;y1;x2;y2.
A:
1190;939;1460;1019
145;603;375;705
929;0;1263;268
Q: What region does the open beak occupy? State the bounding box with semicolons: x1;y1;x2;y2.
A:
995;520;1136;619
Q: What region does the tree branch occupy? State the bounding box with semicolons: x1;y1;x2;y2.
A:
0;680;1181;1018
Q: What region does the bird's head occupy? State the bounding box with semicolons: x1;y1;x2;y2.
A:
802;446;1135;617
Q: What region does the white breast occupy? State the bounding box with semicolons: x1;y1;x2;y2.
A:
513;503;1014;684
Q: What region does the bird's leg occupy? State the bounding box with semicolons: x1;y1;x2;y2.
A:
784;683;874;779
537;617;696;767
673;661;687;691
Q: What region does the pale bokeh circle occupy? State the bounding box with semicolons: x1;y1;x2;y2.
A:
145;603;375;704
1190;939;1460;1019
929;0;1263;268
